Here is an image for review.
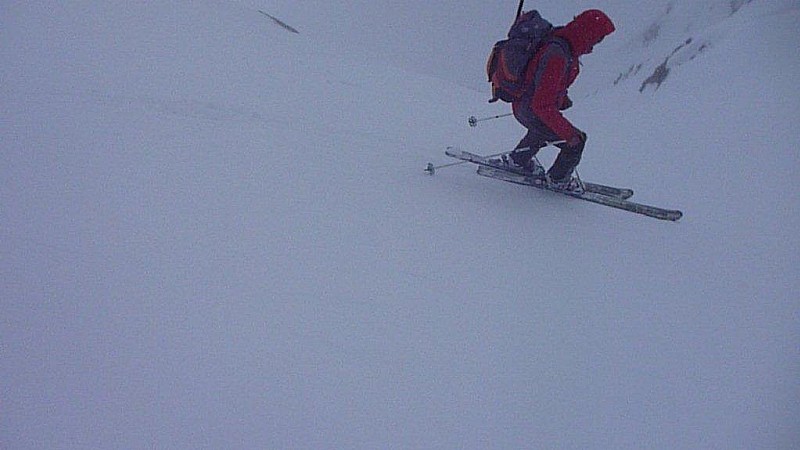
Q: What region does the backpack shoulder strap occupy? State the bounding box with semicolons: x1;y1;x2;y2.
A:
531;37;574;86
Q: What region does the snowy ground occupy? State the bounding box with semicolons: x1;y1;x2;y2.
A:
2;1;799;448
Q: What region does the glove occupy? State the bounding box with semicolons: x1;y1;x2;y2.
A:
559;95;573;111
566;130;587;148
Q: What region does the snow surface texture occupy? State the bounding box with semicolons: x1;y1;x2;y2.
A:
2;1;799;448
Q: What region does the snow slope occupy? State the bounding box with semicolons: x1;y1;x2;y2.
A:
2;1;798;448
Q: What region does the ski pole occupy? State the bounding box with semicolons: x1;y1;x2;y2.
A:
425;160;469;175
468;113;513;127
424;140;567;175
425;150;509;175
516;0;525;20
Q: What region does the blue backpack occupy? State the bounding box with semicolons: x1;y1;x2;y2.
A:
486;10;554;103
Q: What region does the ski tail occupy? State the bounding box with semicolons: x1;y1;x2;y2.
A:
476;166;683;221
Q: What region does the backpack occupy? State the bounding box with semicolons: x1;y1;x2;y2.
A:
486;10;554;103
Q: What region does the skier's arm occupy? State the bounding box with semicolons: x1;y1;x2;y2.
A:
531;56;578;141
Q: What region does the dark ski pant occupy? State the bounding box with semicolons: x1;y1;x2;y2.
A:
512;103;585;181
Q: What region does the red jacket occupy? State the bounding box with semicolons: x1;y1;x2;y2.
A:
514;10;616;142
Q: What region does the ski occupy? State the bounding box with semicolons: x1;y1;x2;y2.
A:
445;148;634;199
445;149;683;222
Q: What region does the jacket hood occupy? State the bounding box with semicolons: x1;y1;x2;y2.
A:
559;9;616;55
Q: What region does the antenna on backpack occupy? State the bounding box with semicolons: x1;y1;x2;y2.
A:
515;0;525;20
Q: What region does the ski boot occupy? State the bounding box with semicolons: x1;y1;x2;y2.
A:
546;173;585;193
498;150;545;177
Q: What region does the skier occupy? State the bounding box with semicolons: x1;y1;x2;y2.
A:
444;9;680;220
508;10;616;190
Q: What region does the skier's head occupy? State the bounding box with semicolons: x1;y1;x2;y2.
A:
563;9;615;55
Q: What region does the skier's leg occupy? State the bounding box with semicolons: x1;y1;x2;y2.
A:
510;130;545;168
514;129;546;152
511;99;561;173
548;135;586;182
511;118;557;170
